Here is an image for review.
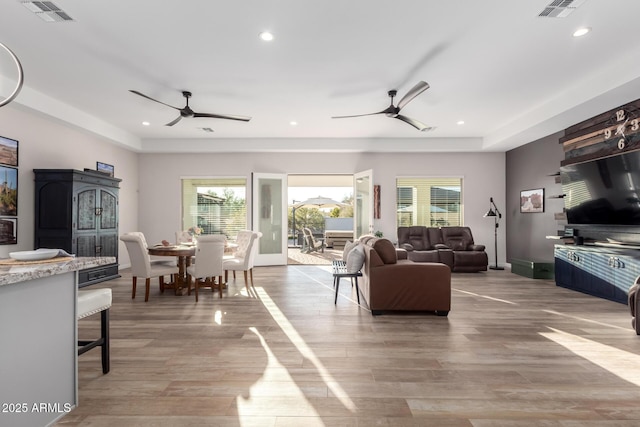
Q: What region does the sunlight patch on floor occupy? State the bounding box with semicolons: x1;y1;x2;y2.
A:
540;327;640;386
543;309;629;331
254;286;357;411
453;288;518;305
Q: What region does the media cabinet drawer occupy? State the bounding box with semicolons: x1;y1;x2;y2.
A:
78;263;119;287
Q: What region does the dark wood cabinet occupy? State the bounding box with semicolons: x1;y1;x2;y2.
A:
34;169;121;287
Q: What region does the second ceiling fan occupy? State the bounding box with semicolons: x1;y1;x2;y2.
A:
332;81;432;131
129;90;252;126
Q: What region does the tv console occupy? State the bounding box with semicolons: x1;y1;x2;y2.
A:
554;243;640;304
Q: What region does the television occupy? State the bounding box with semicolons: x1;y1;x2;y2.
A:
560;150;640;226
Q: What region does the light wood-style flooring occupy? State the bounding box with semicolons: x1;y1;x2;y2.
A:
58;266;640;426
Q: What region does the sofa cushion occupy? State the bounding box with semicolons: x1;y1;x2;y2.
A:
372;238;397;264
342;240;358;262
346;244;365;273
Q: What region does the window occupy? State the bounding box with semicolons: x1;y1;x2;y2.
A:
396;178;463;227
181;178;247;241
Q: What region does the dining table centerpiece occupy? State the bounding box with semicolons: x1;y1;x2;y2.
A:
187;226;203;243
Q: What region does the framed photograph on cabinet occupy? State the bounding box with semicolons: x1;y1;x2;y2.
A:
0;135;18;167
520;188;544;213
0;217;17;245
0;166;17;216
96;161;114;177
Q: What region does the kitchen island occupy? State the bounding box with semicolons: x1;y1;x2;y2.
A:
0;256;115;427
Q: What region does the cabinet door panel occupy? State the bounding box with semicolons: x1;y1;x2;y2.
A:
100;190;117;230
76;189;97;231
77;234;96;257
99;233;118;257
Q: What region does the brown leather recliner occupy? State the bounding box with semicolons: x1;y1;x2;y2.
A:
359;236;451;315
397;226;487;272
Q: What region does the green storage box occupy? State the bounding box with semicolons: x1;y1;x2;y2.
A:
511;259;555;279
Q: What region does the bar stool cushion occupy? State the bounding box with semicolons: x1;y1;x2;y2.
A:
78;288;112;319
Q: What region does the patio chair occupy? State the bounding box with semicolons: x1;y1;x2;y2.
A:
302;228;324;253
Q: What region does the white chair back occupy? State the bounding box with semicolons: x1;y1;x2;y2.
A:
245;231;262;269
124;231;148;248
120;233;151;277
191;235;225;278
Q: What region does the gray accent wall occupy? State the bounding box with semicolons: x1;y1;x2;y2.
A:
505;131;565;262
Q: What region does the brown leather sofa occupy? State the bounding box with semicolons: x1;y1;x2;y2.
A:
358;236;451;315
397;226;488;272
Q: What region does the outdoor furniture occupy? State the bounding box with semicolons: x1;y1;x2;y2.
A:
302;228;324;253
324;230;354;249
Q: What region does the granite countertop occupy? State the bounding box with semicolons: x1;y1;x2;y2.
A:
0;257;116;287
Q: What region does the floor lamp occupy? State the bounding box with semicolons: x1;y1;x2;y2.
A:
484;197;504;270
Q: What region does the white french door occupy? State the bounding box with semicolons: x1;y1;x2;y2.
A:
252;173;288;266
354;169;374;238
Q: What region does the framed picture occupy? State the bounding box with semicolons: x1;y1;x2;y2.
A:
96;161;114;177
0;166;17;216
520;188;544;213
0;135;18;167
0;217;17;245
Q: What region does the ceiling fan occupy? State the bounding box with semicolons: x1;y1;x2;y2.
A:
332;81;432;131
129;90;251;126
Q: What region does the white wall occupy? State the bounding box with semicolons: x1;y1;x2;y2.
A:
138;151;506;266
0;105;139;262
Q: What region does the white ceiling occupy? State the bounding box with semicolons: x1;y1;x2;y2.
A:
2;0;640;153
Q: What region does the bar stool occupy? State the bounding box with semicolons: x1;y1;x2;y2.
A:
77;288;112;374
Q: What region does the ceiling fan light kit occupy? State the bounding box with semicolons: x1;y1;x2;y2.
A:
331;81;432;131
129;90;252;127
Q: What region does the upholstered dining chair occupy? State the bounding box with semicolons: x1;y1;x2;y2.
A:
223;230;262;292
123;231;176;268
120;233;179;301
186;235;226;301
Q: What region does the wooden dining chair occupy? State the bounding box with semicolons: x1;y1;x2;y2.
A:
120;234;179;301
186;235;225;301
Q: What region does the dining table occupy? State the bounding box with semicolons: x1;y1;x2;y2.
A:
147;244;196;295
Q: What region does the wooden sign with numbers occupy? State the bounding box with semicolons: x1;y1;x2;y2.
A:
560;98;640;166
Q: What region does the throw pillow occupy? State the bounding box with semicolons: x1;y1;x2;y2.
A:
372;238;397;264
346;244;365;273
342;240;358;262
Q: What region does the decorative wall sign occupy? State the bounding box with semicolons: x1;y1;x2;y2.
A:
96;161;114;177
560;98;640;166
520;188;544;213
0;42;24;108
0;165;17;216
0;135;18;167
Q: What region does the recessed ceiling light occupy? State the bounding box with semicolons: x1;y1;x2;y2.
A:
573;27;591;37
259;31;274;41
457;120;465;125
142;121;150;126
290;121;298;126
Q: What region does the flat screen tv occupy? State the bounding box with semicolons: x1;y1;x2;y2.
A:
561;150;640;226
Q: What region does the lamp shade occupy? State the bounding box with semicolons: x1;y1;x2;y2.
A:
484;208;497;217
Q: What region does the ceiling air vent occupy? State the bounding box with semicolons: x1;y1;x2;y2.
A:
21;1;74;22
200;127;214;133
538;0;587;18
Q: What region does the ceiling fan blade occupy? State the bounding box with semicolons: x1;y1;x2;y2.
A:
165;116;182;126
395;114;432;132
397;81;430;110
193;112;252;122
331;111;386;119
129;90;181;110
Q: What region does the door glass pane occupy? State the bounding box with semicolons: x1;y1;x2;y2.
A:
355;172;372;237
258;177;283;255
396;178;463;227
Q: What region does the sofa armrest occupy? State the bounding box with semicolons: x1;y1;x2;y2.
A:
400;243;414;251
434;243;449;250
396;248;408;260
469;244;485;251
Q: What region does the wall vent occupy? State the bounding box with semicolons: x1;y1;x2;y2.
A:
538;0;587;18
21;1;74;22
200;127;214;133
